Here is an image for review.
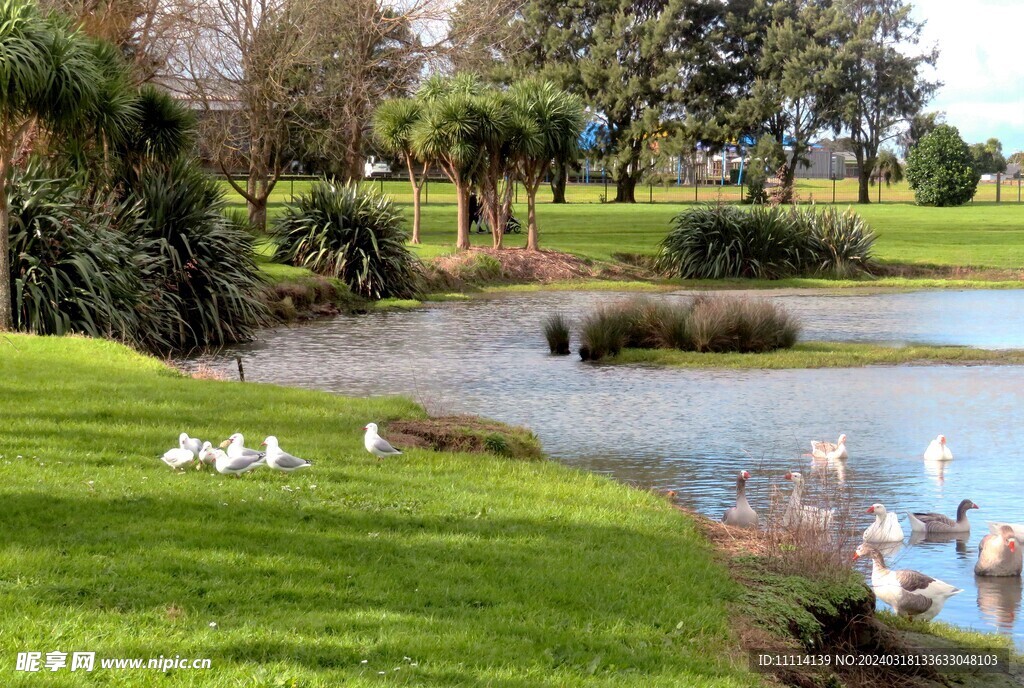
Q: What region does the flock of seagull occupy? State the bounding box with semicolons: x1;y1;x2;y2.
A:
159;423;403;476
722;433;1023;622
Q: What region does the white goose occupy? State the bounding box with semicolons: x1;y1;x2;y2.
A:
782;471;834;531
722;470;757;528
908;499;977;535
855;543;961;620
976;525;1022;577
923;435;953;462
811;434;848;461
863;503;904;543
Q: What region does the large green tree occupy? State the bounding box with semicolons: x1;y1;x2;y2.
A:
834;0;938;204
373;98;429;244
969;138;1007;176
737;1;845;198
0;0;130;330
515;0;722;203
905;124;979;207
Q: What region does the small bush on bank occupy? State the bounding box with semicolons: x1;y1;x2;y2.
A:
272;180;420;299
657;204;877;280
572;295;800;361
542;313;571;354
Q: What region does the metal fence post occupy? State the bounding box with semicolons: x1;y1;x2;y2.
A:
603;169;608;201
290;177;294;202
649;183;653;203
997;173;1002;203
832;178;836;204
379;178;384;195
877;177;881;204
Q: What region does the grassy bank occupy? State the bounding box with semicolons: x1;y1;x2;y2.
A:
609;341;1024;369
0;335;756;687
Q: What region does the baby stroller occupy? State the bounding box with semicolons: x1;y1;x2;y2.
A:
469;193;521;234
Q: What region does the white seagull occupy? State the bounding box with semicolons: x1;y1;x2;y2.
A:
262;436;313;473
363;423;402;459
213;448;266;477
220;433;266;463
197;441;225;470
179;432;202;458
161;446;195;470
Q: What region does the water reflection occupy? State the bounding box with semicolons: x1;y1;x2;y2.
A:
977;577;1023;631
186;289;1024;645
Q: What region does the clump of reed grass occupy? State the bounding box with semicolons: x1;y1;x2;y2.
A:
570;294;800;361
542;313;571;355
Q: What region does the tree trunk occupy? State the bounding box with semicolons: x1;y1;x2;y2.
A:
615;173;638;203
550;159;567;204
857;166;872;204
411;185;422;244
247;167;269;231
0;170;12;331
526;183;539;251
456;183;470;250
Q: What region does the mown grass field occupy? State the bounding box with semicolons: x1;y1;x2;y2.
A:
226;178;1024;269
0;335;757;687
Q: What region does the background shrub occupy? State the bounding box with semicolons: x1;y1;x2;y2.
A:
273;180;421;299
656;204;804;279
905;124;980;207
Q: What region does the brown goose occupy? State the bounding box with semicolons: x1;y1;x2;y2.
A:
976;525;1022;577
722;470;757;528
907;499;978;535
854;543;961;620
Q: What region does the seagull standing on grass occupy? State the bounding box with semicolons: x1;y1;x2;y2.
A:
364;423;402;460
180;432;203;458
262;436;313;473
220;433;266;463
161;445;195;470
212;449;266;477
197;441;225;470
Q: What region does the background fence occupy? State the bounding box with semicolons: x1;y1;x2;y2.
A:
222;175;1024;208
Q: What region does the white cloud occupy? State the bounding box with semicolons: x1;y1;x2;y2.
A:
915;0;1024;152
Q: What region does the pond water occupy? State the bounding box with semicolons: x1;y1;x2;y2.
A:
191;289;1024;645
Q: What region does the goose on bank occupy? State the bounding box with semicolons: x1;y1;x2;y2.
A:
855;543;961;620
722;470;757;528
782;471;834;530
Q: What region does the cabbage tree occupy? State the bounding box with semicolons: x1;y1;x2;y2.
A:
509;81;585;251
374;98;429;244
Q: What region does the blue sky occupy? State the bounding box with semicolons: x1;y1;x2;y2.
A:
914;0;1024;154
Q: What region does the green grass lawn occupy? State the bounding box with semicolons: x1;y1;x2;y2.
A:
610;341;1024;369
228;178;1024;270
0;335;757;687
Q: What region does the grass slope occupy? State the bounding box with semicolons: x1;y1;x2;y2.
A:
610;341;1024;369
0;335;756;687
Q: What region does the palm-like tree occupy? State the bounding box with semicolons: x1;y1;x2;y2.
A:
509;81;585;251
410;77;489;250
0;0;115;330
874;150;904;188
374;98;429;244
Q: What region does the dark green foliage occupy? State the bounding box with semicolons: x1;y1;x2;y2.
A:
656;204;804;279
575;295;799;361
132;159;268;349
657;204;876;279
7;164;145;342
116;86;196;181
905;124;979;207
272;181;420;299
542;312;571;354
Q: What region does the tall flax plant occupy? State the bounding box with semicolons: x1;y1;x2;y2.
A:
272;180;420;300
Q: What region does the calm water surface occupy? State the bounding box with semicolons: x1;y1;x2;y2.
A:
193;289;1024;644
